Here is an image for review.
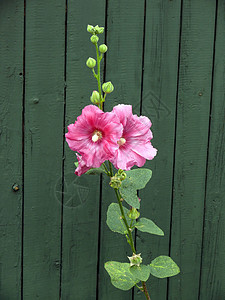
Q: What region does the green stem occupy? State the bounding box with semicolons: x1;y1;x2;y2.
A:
135;284;143;291
102;163;110;175
142;281;151;300
114;189;136;254
107;161;135;252
107;144;151;299
108;161;113;177
95;43;102;107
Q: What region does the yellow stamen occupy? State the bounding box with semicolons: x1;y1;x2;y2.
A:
117;137;126;146
92;130;102;142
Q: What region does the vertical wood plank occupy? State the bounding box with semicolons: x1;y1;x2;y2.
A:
23;1;65;298
0;1;23;298
61;1;105;299
168;1;217;299
199;0;225;298
135;1;182;300
98;1;145;299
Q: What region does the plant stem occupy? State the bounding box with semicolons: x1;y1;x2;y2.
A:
107;142;151;300
102;163;110;175
108;160;113;177
114;188;136;254
142;281;151;300
95;43;103;110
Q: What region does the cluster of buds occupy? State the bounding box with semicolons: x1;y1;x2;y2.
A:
87;24;104;35
86;24;108;67
86;24;114;107
128;253;143;267
109;169;127;189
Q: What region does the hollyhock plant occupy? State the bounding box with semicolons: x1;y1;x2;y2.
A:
65;24;180;300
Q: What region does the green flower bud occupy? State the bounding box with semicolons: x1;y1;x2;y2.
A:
128;253;143;267
102;81;114;94
99;44;108;53
90;90;100;104
90;35;99;44
128;207;140;220
87;24;95;34
109;176;122;189
118;169;126;181
94;25;104;34
86;57;96;68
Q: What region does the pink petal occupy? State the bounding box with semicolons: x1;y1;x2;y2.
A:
75;154;91;176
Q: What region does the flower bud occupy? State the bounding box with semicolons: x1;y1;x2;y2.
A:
128;253;143;267
118;169;126;180
102;81;114;94
90;35;99;44
86;57;96;68
90;90;100;104
87;24;95;34
109;176;122;189
99;44;108;53
94;25;104;34
128;207;140;220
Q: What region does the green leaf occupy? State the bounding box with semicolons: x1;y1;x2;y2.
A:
119;169;152;209
130;265;151;282
105;261;139;290
106;203;133;234
149;256;180;278
135;218;164;236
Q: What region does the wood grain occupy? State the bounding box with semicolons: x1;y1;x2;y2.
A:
199;0;225;298
168;1;217;299
61;1;105;299
0;0;224;299
0;0;23;299
135;1;182;300
23;1;65;298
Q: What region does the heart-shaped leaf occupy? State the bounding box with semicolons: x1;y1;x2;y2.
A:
106;203;134;234
120;169;152;209
135;218;164;236
105;261;139;290
149;256;180;278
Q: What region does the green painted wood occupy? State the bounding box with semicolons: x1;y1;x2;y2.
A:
23;1;65;298
199;1;225;298
61;1;105;299
98;1;145;299
168;1;217;299
0;1;23;299
135;1;182;300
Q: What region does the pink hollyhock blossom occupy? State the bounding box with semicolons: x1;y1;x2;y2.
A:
66;105;123;168
110;104;157;170
75;154;91;176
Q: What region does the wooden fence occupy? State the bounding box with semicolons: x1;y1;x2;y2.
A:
1;0;224;299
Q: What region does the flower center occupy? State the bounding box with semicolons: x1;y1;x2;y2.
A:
92;130;102;142
117;137;126;146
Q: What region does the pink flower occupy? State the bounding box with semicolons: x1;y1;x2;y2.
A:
75;154;91;176
66;105;123;168
110;104;157;170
